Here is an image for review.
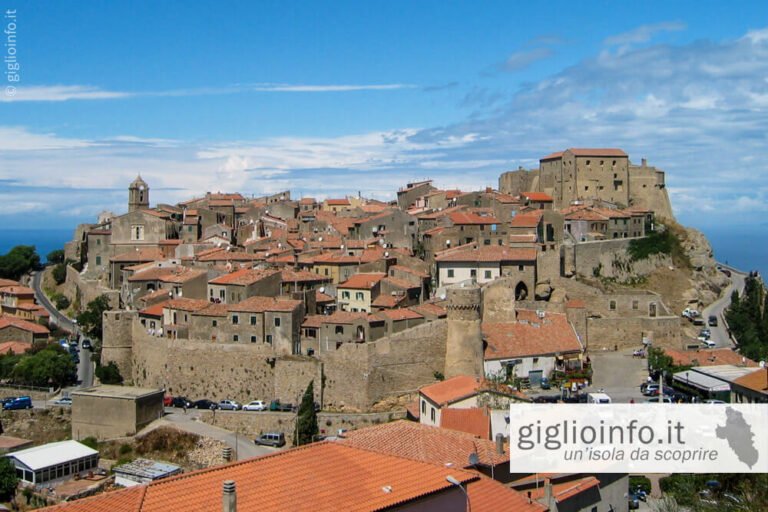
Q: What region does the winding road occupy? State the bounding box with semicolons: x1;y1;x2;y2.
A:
701;264;747;349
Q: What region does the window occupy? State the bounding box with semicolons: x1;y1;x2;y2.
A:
324;268;329;276
232;315;239;325
219;289;225;299
586;160;590;165
251;336;257;343
355;292;364;300
233;335;239;342
212;320;217;327
421;400;426;414
484;270;492;279
484;239;491;245
131;225;145;241
632;300;639;310
96;238;101;245
470;269;477;277
491;224;497;231
335;326;344;334
342;291;350;299
518;265;524;271
430;407;436;422
609;300;617;311
266;335;272;343
95;256;101;265
447;269;454;278
250;316;257;326
274;317;281;327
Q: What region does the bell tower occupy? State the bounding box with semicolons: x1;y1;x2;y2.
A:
128;175;149;212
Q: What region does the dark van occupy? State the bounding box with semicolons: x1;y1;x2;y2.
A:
3;396;32;410
254;432;285;447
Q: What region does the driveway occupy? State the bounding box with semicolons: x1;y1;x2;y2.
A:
163;408;279;460
588;348;648;403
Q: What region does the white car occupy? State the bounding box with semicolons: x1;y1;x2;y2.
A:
54;397;72;406
242;400;267;411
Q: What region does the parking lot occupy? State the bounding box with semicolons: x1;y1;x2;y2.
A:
588;348;649;403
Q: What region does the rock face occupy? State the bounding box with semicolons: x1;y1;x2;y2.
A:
682;227;730;306
535;281;553;301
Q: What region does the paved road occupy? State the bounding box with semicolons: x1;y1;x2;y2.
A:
163;408;279;460
701;264;747;349
589;349;648;403
30;270;74;333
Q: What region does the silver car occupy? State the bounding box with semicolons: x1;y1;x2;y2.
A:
217;399;241;410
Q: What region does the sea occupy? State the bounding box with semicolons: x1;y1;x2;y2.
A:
0;225;764;276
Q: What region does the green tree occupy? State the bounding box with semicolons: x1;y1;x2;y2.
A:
52;262;68;285
95;361;123;385
12;343;76;388
0;456;19;501
0;245;41;280
46;249;65;264
295;380;318;446
76;295;111;340
0;352;23;380
51;292;70;310
725;276;768;362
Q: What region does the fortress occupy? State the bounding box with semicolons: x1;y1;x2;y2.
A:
499;148;674;219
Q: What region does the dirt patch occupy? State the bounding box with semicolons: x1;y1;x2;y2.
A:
1;408;72;444
42;266;77;317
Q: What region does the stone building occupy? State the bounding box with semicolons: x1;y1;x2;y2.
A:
71;385;164;440
397;180;436;209
443;285;484;379
207;268;281;303
0;314;49;343
337;273;386;313
128;175;150;213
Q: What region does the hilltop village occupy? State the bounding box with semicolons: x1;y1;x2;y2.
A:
51;147;727;413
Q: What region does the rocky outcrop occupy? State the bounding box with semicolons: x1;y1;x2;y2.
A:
681;227;730;306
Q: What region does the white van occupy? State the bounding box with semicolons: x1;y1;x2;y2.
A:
587;392;612;404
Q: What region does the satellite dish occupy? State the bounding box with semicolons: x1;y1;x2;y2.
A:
384;252;389;257
319;236;323;242
468;453;479;466
319;287;325;294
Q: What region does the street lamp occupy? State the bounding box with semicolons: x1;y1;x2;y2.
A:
446;476;471;512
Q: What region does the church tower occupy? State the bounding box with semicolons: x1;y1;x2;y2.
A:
128;175;150;212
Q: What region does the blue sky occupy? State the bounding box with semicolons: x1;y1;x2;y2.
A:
2;1;768;237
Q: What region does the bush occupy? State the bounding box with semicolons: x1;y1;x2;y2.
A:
81;436;99;450
95;361;123;385
119;443;132;455
0;457;18;501
52;261;68;285
51;293;70;310
629;476;651;494
46;249;65;264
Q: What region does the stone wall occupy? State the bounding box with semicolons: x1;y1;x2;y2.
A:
481;278;517;322
64;264;119;311
198;410;406;445
273;356;322;405
498;168;537;196
566;239;633;278
101;311;136;380
587;315;680;350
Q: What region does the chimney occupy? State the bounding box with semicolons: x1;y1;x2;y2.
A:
543;477;554;510
222;480;237;512
495;433;504;455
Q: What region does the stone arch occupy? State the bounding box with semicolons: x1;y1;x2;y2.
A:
514;281;528;301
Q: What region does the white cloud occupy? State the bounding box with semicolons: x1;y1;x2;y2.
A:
500;48;553;72
249;83;416;92
0;85;131;102
604;21;687;46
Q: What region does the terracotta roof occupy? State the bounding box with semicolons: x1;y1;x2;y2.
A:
0;314;50;335
207;192;245;201
228;296;302;313
489;192;520;204
301;315;325;329
0;285;35;295
664;348;758;368
529;476;601;503
315;291;334;303
509;234;538;243
522;192;553;202
483;311;582;360
371;294;406;308
0;279;19;287
422;226;449;236
540;151;564;161
163;298;210;312
510;211;543;227
208;268;279;286
382;277;419;290
564;209;609;221
467;477;548;512
566;300;586;308
389;265;429;279
420;375;481;406
410;303;447;318
111;248;165;263
281;268;329;283
299;197;316;204
359;204;389;213
138;302;167;318
321;311;384;325
541;148;627;159
40;442;499;512
208;200;236;207
128;266;206;284
139;289;174;303
376;308;422;321
338;420;509;467
325;198;350;206
192;302;231;317
440;408;492;439
731;368;768;395
435;245;537;263
449;212;500;225
338;273;386;290
0;341;31;355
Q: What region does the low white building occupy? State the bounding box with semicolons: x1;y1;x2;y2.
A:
114;458;182;487
5;440;98;486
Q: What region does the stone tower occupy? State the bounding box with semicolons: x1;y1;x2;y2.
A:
128;175;149;212
444;284;484;379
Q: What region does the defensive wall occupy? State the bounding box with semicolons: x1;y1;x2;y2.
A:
64;264;119;311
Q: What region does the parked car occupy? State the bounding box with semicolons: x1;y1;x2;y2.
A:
720;268;732;277
254;432;285;447
3;396;32;410
533;395;560;403
81;338;92;350
682;308;700;319
628;493;640;510
708;315;718;327
2;397;16;406
170;397;192;408
217;399;241;411
643;384;659;396
163;395;173;406
540;377;551;390
269;399;294;412
699;327;711;338
704;399;726;404
54;397;72;406
644;397;672;403
192;399;218;410
700;339;716;349
243;400;267;411
692;317;705;326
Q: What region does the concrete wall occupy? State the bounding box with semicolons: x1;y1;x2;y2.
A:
71;390;163;441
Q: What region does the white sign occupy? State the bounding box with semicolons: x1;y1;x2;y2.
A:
509;404;768;473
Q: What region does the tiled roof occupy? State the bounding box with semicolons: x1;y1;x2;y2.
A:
315;291;334;303
732;368;768;394
208;268;279;286
510;211;543;227
0;279;19;287
325;198;350;206
382;277;419;290
467;477;548;512
0;285;35;295
664;348;758;368
564;209;608;221
566;300;586;308
449;212;500;225
163;298;210;312
128;266;206;284
138;303;167;318
321;311;384;325
111;248;165;263
483;310;582;360
41;442;494;512
192;302;230;317
301;315;325;329
0;314;50;334
522;192;553;202
410;303;447;318
281;268;329;283
0;341;31;355
540;151;564;161
420;375;481;406
139;289;174;303
435;245;537;263
338;273;386;290
529;476;601;503
371;294;406;308
376;308;422;321
299;197;316;204
338;420;508;467
228;296;302;313
440;407;492;439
